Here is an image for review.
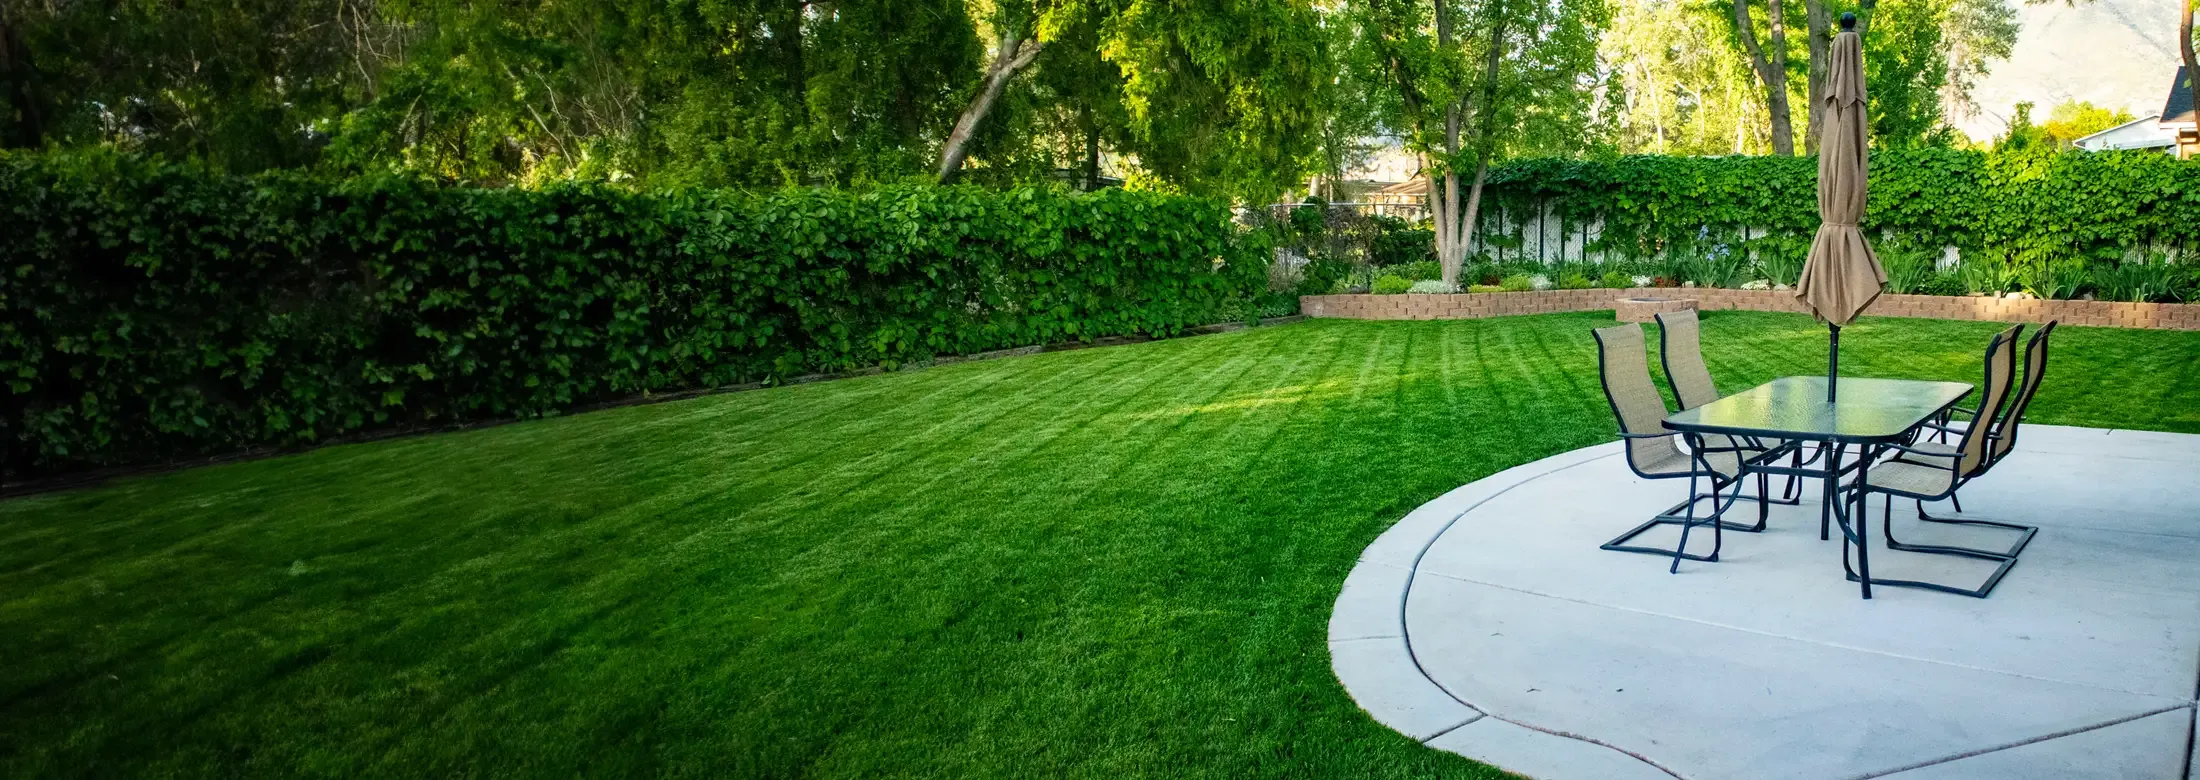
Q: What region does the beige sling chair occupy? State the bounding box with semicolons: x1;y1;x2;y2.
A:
1654;310;1809;520
1846;323;2042;598
1593;323;1772;573
1920;321;2059;515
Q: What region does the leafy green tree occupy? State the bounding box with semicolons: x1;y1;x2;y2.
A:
2040;99;2135;147
1721;0;2013;154
1104;0;1332;202
1310;5;1393;201
990;2;1131;190
1937;0;2019;125
1863;0;1953;146
937;0;1060;183
1729;0;1797;154
0;0;400;171
1993;100;2052;151
1602;0;1770;155
1355;0;1604;284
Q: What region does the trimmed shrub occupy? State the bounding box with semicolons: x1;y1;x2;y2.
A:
0;152;1268;474
1478;150;2200;263
1371;274;1414;294
1369;219;1437;266
1385;259;1442;281
1295;256;1352;297
1499;274;1535;292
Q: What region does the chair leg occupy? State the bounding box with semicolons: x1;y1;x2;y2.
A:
1899;496;2038;561
1693;471;1747;569
1711;476;1731;561
1781;448;1803;501
1868;492;2031;598
1670;472;1699;574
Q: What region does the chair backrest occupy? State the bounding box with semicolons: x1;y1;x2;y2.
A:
1655;310;1720;410
1593;324;1681;470
1990;320;2055;463
1954;324;2023;478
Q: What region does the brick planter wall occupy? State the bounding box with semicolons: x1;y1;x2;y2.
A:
1613;295;1698;323
1300;288;2200;331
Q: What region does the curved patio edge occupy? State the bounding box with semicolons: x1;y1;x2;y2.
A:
1326;441;1678;779
1330;425;2200;780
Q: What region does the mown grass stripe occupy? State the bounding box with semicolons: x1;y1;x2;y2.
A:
1;312;2195;778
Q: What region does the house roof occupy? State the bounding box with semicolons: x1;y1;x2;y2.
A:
2074;114;2174;150
2166;66;2196;126
1375;178;1429;196
2076;114;2162;141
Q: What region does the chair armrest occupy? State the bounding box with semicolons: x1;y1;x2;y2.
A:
1984;416;2024;442
1879;442;1961;465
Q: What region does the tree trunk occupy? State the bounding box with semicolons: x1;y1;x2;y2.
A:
938;30;1044;184
1732;0;1796;155
2183;0;2197;160
1080;105;1100;191
1082;129;1100;191
1458;159;1493;268
1458;0;1509;259
1803;0;1829;152
1433;0;1468;284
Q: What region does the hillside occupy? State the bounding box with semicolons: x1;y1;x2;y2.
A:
1957;0;2187;139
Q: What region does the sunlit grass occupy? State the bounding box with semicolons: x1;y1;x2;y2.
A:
1;310;2194;778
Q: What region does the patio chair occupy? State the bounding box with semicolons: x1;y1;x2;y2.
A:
1592;323;1760;573
1983;320;2056;466
1912;321;2055;515
1655;309;1806;515
1847;324;2036;598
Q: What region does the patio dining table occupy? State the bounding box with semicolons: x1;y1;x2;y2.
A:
1664;376;1974;599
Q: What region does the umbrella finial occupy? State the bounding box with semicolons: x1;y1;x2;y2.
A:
1839;11;1856;30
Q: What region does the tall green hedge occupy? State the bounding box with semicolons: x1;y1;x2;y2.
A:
1478;149;2200;262
0;153;1268;475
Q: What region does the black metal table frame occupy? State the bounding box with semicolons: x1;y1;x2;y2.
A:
1662;380;2023;600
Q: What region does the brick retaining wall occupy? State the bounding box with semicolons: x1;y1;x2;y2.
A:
1300;288;2200;331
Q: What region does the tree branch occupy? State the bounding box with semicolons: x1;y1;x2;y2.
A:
938;29;1045;184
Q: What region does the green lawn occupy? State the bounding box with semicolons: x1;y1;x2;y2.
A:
4;311;2197;778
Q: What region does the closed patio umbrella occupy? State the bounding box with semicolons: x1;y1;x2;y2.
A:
1793;14;1886;403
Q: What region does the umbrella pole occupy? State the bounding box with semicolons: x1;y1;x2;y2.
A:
1828;324;1840;403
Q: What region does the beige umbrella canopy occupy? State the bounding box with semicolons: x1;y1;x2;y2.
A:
1792;19;1885;401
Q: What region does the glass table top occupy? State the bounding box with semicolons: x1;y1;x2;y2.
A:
1664;376;1974;443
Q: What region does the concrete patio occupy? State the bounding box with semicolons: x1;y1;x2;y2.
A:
1330;424;2200;779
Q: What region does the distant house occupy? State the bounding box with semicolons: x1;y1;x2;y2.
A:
2070;67;2196;158
2073;114;2177;152
1363;178;1428;208
2165;66;2198;159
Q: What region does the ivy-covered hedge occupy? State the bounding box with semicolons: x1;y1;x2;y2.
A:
1478;149;2200;262
0;153;1268;476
